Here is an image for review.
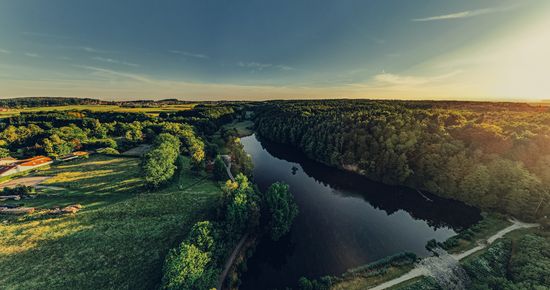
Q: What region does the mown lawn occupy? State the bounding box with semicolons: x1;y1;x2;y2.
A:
0;154;222;289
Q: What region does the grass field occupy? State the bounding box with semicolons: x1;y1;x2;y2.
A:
223;120;254;137
0;154;222;289
0;104;194;118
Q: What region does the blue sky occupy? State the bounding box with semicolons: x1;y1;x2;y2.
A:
0;0;548;100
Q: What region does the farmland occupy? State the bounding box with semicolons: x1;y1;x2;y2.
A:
0;155;222;289
0;104;194;118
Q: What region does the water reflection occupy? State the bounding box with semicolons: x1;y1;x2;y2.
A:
239;134;480;290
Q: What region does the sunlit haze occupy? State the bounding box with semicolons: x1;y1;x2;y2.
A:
0;0;549;100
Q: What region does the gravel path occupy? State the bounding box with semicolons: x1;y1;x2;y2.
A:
368;219;539;290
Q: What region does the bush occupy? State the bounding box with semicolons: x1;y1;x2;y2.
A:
1;185;36;196
96;148;120;155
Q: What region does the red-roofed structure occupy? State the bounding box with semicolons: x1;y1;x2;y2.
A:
0;156;53;177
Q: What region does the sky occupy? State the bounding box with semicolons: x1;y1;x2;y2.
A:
0;0;549;101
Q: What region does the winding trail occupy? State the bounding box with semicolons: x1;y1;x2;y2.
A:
368;219;539;290
217;233;249;290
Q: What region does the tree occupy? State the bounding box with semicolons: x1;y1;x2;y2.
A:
264;182;299;240
298;277;313;290
213;155;227;181
142;133;181;188
224;174;260;238
161;243;217;290
0;148;10;158
187;221;218;253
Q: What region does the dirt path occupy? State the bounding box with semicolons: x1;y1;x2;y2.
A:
368;219;539;290
0;176;52;189
217;233;249;290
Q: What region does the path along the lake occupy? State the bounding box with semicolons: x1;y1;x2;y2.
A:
368;219;539;290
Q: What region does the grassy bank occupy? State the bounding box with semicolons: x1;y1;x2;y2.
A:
0;154;222;289
223;120;254;137
439;212;511;254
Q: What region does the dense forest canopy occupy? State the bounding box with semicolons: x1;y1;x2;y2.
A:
254;100;550;220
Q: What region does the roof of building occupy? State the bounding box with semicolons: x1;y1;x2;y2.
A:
18;156;53;167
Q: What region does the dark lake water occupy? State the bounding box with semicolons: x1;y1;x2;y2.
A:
238;134;481;290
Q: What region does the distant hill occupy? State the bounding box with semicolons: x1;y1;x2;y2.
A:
0;97;198;108
0;97;109;108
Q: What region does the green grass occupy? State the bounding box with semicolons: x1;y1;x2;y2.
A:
0;154;222;289
443;213;511;254
0;104;194;118
331;264;415;290
223;120;254;137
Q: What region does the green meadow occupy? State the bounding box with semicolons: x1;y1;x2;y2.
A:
0;155;222;289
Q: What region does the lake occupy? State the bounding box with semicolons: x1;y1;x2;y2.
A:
239;134;481;290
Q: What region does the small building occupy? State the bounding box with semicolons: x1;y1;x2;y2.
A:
58;151;90;162
0;156;53;177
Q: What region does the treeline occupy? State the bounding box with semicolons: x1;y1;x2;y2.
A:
255;100;550;220
0;97;107;108
0;110;205;161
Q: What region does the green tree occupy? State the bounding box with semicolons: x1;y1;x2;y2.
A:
264;182;299;240
213;155;227;181
224;174;260;238
0;148;10;158
161;243;217;290
142;133;181;188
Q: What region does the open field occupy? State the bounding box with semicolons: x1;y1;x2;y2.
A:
0;104;194;118
223;120;254;137
0;154;222;289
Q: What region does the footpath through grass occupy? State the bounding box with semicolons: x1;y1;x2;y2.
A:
0;155;222;290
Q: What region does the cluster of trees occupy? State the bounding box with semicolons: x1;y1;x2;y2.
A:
161;173;260;289
162;221;221;290
265;182;299;240
142;134;181;188
255;100;550;220
0;110;205;163
161;172;299;289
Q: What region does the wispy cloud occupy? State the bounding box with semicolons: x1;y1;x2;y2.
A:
92;56;139;67
238;62;272;70
412;5;517;22
24;52;40;58
0;48;10;54
75;65;151;83
373;71;461;86
170;50;209;59
238;62;295;72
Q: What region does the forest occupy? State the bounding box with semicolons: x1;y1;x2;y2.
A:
255;100;550;220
